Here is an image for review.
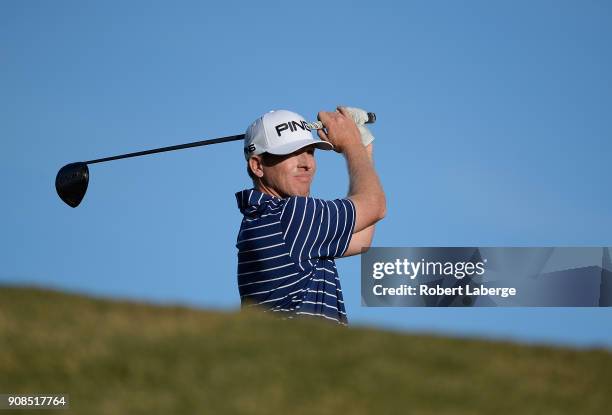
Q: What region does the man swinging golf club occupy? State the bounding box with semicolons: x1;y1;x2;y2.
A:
235;106;386;324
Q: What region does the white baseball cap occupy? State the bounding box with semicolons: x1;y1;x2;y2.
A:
243;110;334;160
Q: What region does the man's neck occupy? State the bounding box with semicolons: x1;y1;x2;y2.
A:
255;182;284;199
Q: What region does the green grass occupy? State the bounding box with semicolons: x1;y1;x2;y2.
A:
1;285;610;414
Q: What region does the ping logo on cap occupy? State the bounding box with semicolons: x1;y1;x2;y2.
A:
275;120;308;137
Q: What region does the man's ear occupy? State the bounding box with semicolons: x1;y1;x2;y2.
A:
248;155;265;178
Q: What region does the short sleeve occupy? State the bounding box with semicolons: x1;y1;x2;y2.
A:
280;196;356;262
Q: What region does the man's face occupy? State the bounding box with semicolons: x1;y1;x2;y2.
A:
255;146;316;198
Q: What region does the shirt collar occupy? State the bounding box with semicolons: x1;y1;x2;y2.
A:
235;188;280;214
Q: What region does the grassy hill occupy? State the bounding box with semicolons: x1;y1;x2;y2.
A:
1;285;610;414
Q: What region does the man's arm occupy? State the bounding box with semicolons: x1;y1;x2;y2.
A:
343;143;377;256
343;224;375;257
317;108;386;235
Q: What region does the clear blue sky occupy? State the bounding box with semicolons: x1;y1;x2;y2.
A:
1;0;611;348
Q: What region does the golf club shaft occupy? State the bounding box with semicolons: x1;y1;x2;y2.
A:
85;134;244;165
84;112;376;165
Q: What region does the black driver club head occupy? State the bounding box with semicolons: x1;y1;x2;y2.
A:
55;162;89;208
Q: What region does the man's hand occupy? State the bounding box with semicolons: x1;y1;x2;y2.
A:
343;107;375;147
316;107;362;153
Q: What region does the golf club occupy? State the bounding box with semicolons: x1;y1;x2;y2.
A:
55;112;376;208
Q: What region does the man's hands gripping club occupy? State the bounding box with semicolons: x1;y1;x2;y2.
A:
317;107;386;236
316;107;373;151
343;106;375;146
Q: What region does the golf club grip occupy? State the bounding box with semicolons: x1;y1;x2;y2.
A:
305;112;376;131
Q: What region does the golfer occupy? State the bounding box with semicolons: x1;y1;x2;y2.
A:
235;107;386;324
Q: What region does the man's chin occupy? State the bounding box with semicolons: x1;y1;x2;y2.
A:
292;186;311;197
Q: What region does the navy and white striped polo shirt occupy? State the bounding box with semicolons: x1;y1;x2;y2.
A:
235;188;356;325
